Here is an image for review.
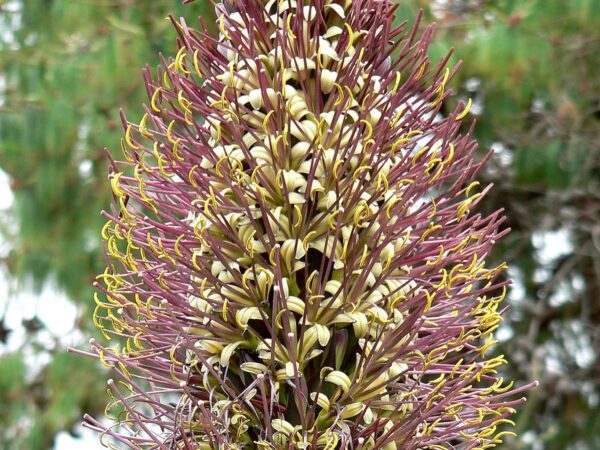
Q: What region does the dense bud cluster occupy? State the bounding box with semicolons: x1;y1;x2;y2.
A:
79;0;533;448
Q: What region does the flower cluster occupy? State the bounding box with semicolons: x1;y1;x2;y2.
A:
80;0;533;448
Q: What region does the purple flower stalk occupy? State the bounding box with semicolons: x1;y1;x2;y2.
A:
78;0;535;448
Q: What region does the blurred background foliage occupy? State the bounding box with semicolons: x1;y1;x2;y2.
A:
0;0;598;448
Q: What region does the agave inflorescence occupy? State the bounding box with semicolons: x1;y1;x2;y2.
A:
80;0;533;448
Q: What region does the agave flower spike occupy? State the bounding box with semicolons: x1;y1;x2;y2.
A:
73;0;536;448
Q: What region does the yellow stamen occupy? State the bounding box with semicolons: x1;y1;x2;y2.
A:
151;87;162;113
456;98;472;121
392;71;402;94
193;49;202;78
125;125;139;150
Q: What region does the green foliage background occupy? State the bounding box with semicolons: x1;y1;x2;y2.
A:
0;0;598;448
